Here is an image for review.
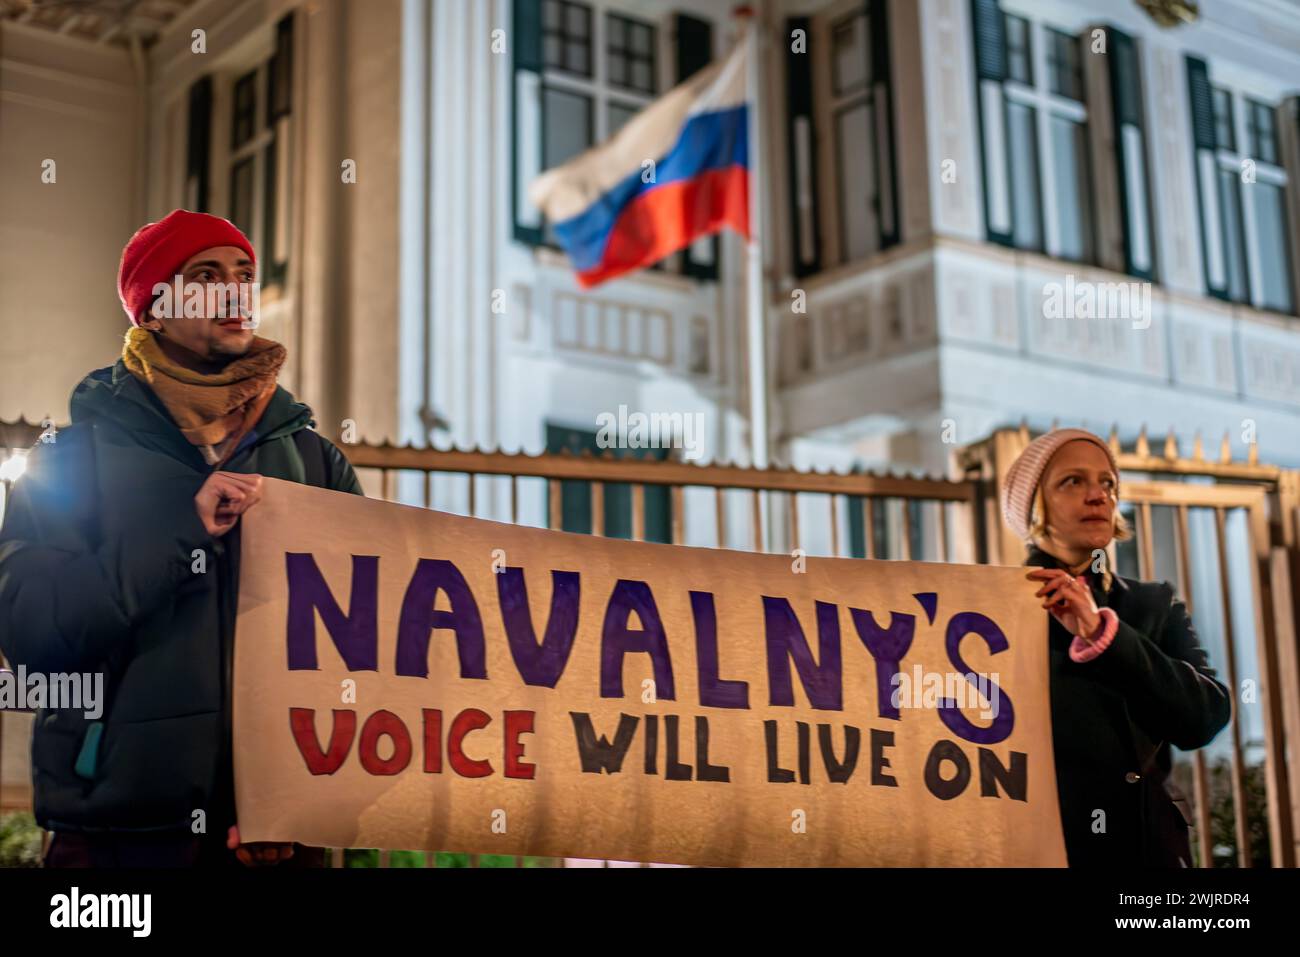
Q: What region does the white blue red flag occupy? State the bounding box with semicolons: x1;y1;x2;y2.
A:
528;34;750;288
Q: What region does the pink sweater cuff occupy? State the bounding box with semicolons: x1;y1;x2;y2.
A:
1069;607;1118;663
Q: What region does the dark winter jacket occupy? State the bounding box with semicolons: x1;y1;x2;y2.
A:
0;359;361;834
1027;545;1232;867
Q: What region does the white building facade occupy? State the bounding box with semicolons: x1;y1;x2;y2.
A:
764;0;1300;478
3;0;1296;488
400;0;1300;481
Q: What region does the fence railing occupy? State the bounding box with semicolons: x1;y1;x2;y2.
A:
1;417;1297;868
341;440;978;559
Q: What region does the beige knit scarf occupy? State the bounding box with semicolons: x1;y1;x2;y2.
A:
122;326;286;466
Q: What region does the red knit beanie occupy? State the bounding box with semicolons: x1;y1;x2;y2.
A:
116;210;256;325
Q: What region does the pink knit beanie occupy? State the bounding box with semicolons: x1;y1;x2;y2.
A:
1000;429;1119;542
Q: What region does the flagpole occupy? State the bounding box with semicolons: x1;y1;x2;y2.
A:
742;7;769;474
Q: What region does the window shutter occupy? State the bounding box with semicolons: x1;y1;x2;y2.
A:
675;12;712;82
1083;27;1123;273
870;0;899;248
264;13;294;286
1276;97;1300;315
676;13;718;280
512;0;544;246
1186;55;1227;298
268;13;294;122
786;16;821;277
1107;27;1154;279
970;0;1012;244
1186;56;1216;151
185;75;213;212
971;0;1007;82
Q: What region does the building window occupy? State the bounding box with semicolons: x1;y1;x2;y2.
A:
606;12;655;95
184;76;213;211
541;87;593;175
1213;88;1236;152
1004;13;1031;85
1246;99;1279;165
230;157;256;242
1004;99;1043;251
830;10;877;261
974;8;1094;264
1046;27;1082;102
227;67;265;240
514;0;660;253
263;15;293;288
515;3;719;279
1007;19;1090;262
231;70;257;149
1103;25;1154;279
1190;59;1294;314
543;0;593;77
832;12;870;94
607;99;640;135
204;14;294;289
798;0;898;274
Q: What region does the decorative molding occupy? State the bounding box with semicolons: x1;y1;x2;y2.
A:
1135;0;1200;29
552;291;677;369
0;0;201;46
1240;325;1300;404
778;258;937;385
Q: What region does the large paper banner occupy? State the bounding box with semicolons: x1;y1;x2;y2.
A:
234;479;1066;866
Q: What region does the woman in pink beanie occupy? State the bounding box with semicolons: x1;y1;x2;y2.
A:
1002;428;1230;867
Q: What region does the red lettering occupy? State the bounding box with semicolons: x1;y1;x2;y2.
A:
423;708;442;773
291;707;533;778
504;710;536;779
290;708;356;775
358;709;413;775
448;708;493;777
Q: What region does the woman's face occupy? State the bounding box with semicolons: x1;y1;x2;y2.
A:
1038;440;1119;555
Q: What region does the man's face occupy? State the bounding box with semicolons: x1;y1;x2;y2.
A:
140;245;257;360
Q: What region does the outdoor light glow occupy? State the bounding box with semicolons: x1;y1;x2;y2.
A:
0;452;28;483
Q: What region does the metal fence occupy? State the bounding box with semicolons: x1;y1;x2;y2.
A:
1;418;1297;867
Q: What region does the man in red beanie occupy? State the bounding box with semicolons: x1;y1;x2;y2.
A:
0;209;362;868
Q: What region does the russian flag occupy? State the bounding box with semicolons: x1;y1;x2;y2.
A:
528;35;750;288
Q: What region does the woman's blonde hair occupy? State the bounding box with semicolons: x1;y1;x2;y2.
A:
1027;484;1132;546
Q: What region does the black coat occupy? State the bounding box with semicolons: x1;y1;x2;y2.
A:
0;361;362;834
1026;546;1232;867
